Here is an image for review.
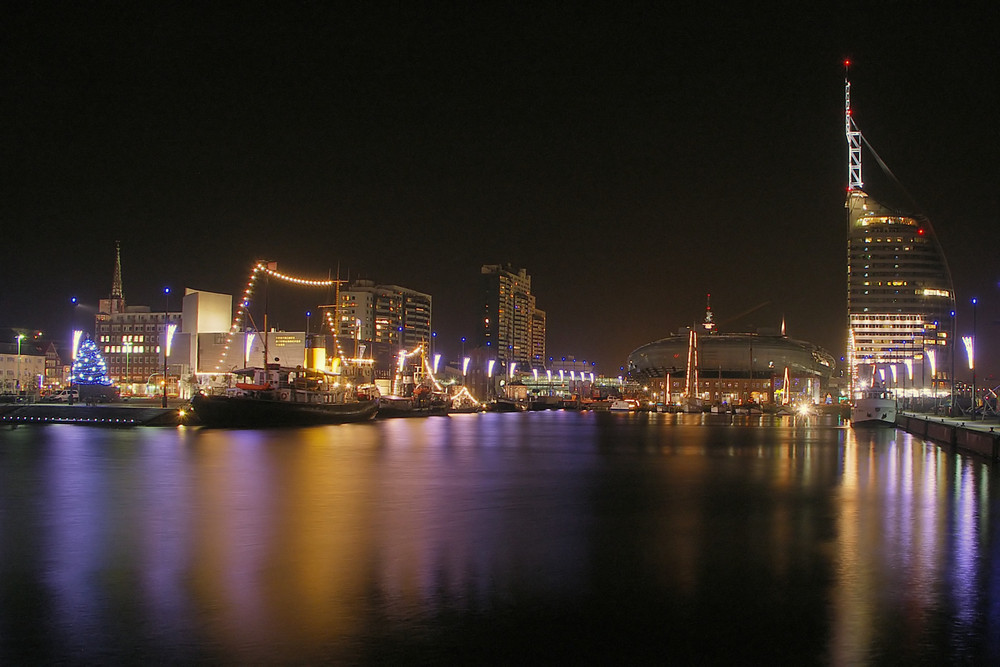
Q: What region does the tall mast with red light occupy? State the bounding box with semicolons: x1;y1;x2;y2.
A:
845;60;863;191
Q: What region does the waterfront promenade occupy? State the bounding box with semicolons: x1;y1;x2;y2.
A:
897;410;1000;462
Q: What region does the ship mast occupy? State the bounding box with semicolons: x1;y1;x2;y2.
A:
845;60;863;400
685;327;699;400
845;60;863;191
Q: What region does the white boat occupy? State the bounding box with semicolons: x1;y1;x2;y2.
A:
609;399;637;412
851;386;896;426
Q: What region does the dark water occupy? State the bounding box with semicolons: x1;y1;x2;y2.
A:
1;411;998;664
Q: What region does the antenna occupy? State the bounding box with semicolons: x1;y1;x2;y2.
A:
111;240;124;300
845;60;863;191
702;293;716;331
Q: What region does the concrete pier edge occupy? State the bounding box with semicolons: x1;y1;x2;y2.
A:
896;413;1000;463
0;404;183;427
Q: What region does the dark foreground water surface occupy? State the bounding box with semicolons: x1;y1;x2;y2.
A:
2;411;999;664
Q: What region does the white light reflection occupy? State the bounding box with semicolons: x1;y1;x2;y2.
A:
832;429;988;663
951;456;978;629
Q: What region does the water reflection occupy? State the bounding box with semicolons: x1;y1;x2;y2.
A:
1;414;998;662
833;427;995;664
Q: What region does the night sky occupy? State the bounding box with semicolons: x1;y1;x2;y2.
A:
3;4;997;378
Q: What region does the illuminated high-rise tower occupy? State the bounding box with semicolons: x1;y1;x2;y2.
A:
844;63;955;395
478;264;544;370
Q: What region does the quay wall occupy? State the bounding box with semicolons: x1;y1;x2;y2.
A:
896;414;1000;462
0;404;181;427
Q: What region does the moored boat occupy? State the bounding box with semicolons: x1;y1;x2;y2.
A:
448;386;484;414
376;393;449;418
490;397;526;412
851;385;896;427
190;365;378;427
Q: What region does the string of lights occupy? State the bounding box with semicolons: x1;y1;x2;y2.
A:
213;263;339;372
261;266;338;287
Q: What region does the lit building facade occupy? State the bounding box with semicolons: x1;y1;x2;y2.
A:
43;342;63;390
0;339;46;394
337;281;432;353
530;308;547;367
94;243;182;395
847;191;955;391
628;329;835;405
95;307;182;395
478;264;545;369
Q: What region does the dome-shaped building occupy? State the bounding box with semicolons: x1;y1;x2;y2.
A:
627;327;835;406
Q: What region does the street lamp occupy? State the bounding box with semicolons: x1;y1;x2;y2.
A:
162;287;170;408
69;297;79;405
949;309;957;415
927;349;937;409
70;329;83;406
14;333;26;396
971;297;978;420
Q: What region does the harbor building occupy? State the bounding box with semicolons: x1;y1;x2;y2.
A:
336;280;432;354
628;298;835;406
0;332;47;395
94;243;183;397
478;264;546;370
530;308;547;367
628;328;835;406
843;66;955;393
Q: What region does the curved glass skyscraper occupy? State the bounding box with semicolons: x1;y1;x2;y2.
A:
844;68;955;395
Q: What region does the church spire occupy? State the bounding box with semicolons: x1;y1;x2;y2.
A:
111;241;124;300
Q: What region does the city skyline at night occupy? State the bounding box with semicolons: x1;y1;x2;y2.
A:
2;5;997;378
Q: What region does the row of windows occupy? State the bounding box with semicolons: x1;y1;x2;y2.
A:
99;324;167;333
110;364;159;372
103;345;160;355
99;334;149;343
107;356;158;365
854;216;920;227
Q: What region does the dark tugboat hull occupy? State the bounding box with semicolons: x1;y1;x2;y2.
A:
190;394;378;427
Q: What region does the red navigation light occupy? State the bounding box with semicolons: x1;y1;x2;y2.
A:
844;59;851;67
918;229;925;235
